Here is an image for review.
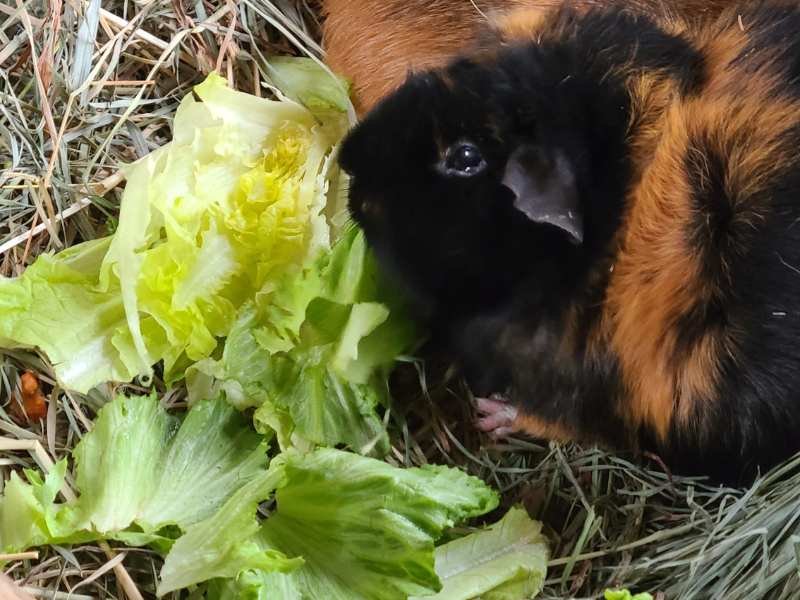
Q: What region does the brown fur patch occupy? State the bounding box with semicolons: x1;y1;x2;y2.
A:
625;74;682;184
321;0;506;114
321;0;738;114
605;18;800;441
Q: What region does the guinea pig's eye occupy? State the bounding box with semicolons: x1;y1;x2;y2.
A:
442;142;487;177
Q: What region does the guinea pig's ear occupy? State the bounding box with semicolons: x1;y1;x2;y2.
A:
501;145;583;245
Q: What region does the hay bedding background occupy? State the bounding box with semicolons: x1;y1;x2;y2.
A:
1;0;799;598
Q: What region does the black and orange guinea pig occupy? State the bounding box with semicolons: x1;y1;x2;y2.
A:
339;1;800;485
321;0;735;113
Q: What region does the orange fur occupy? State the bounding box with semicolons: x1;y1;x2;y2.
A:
321;0;503;114
605;13;800;440
489;3;564;43
321;0;738;113
513;412;576;442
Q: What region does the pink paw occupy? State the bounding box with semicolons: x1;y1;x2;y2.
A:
475;394;519;439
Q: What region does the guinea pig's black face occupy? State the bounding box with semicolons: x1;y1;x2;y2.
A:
339;60;586;316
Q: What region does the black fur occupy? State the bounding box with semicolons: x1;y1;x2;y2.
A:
339;3;800;485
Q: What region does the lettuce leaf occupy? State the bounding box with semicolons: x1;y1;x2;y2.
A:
188;226;417;454
411;506;549;600
0;461;89;552
267;56;352;114
158;448;498;598
77;394;267;534
0;71;348;393
260;229;416;454
253;450;499;599
0;394;268;552
0;238;137;394
157;468;301;595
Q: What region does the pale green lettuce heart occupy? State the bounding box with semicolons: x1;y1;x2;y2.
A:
0;70;345;393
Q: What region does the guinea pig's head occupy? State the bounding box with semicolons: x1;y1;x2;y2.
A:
338;48;625;318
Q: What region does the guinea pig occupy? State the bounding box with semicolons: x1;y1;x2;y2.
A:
321;0;738;114
339;1;800;485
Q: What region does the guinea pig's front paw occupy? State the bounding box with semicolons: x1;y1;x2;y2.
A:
475;394;520;439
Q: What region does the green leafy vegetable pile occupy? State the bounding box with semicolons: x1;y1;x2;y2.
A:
0;71;341;393
0;62;549;598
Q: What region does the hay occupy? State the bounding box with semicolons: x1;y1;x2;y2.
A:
1;1;799;598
